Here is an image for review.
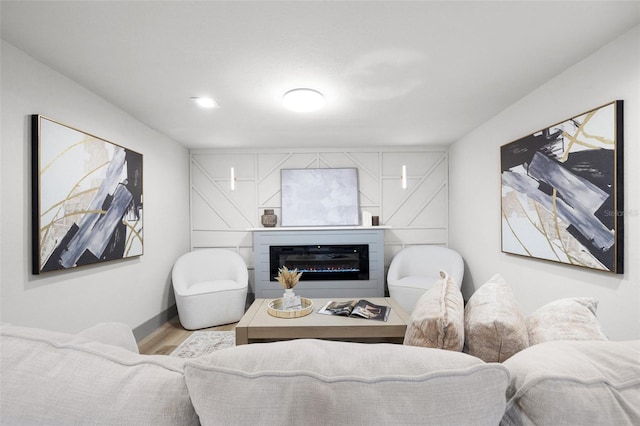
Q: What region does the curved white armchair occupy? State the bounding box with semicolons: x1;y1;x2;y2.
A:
172;249;248;330
387;245;464;314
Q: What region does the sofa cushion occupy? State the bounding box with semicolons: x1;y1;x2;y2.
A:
403;270;464;351
501;340;640;425
0;324;198;426
464;273;529;362
526;297;607;345
185;338;509;425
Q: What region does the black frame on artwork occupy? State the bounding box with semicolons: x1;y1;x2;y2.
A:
500;101;623;274
31;115;144;274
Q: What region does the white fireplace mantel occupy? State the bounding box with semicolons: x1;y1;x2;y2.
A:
248;226;391;231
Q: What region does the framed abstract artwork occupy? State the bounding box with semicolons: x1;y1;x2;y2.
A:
281;168;360;226
31;115;143;274
500;101;623;273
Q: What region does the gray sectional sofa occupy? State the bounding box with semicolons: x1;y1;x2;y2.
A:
1;322;638;425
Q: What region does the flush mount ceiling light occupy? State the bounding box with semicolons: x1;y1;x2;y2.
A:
191;96;219;109
282;88;325;112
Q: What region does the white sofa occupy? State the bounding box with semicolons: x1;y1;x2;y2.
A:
1;323;639;425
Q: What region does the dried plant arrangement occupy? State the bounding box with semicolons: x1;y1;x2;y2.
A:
276;266;303;289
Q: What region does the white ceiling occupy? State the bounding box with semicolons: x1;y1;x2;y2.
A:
2;1;639;149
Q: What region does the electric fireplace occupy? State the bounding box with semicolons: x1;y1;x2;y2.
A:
270;244;369;281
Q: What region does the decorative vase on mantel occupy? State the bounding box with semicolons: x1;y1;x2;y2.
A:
261;209;277;227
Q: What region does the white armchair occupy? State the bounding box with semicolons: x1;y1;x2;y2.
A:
172;249;248;330
387;245;464;314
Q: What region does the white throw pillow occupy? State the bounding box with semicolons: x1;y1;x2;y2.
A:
75;321;140;353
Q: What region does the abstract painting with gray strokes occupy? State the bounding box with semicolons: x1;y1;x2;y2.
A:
500;101;623;273
32;115;143;274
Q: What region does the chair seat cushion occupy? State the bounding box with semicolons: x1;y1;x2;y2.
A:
390;275;439;290
183;279;246;296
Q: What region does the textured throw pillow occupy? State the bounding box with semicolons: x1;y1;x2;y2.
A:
185;339;509;425
502;340;640;425
526;297;607;345
464;273;529;362
403;270;464;351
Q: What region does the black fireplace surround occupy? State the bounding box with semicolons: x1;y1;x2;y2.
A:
269;244;369;281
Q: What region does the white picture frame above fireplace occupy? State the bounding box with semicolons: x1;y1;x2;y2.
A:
281;168;360;226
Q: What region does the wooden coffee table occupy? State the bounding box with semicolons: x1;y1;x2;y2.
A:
235;297;409;345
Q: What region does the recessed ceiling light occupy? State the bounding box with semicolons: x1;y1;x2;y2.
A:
282;88;324;112
191;97;219;109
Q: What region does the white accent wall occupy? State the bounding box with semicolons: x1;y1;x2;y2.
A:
190;148;449;293
449;26;640;340
0;41;191;334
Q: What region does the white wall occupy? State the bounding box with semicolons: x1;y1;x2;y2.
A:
449;26;640;340
0;41;191;334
